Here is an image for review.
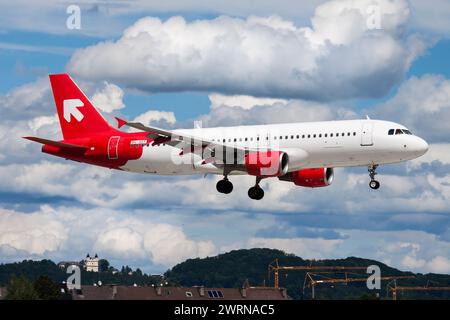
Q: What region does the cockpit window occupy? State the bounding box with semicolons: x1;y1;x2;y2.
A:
388;129;394;135
403;129;413;135
395;129;403;135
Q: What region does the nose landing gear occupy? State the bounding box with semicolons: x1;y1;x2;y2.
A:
368;164;380;190
248;177;264;200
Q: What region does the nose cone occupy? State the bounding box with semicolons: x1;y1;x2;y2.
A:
412;137;429;156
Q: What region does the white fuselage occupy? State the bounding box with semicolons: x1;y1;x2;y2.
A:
121;119;429;175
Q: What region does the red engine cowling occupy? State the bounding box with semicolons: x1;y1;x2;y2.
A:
279;167;334;187
245;151;289;177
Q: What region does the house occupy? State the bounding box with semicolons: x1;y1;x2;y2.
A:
71;285;291;300
85;253;99;272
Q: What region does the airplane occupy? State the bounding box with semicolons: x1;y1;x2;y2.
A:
24;74;429;200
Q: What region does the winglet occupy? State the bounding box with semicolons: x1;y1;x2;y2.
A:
366;115;371;120
115;117;128;129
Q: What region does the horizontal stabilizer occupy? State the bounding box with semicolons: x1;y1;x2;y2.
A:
23;136;87;151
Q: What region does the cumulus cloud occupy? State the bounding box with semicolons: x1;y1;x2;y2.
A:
67;0;426;101
0;205;216;269
91;82;125;113
373;74;450;143
133;110;176;126
198;99;352;127
209;93;287;110
0;208;68;256
0;77;52;120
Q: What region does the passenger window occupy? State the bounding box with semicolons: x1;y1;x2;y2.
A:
307;134;311;138
388;129;394;135
291;135;294;139
395;129;403;135
302;135;305;138
257;137;260;141
296;135;299;139
336;133;339;137
330;133;333;137
353;132;356;136
319;134;322;138
313;134;316;138
347;132;350;136
285;136;288;139
279;136;282;140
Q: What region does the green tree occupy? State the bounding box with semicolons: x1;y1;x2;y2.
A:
6;275;39;300
99;259;110;272
33;275;61;300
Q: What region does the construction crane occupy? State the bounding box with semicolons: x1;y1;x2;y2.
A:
303;271;414;299
268;259;368;289
387;280;450;300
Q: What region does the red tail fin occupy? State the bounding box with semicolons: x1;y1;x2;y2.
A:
49;74;114;140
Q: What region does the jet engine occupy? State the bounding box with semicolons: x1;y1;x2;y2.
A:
245;151;289;177
279;167;334;187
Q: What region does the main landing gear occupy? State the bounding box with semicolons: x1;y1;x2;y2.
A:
248;177;264;200
368;164;380;190
216;176;265;200
216;176;233;194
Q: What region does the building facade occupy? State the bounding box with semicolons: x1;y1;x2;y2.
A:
85;253;99;272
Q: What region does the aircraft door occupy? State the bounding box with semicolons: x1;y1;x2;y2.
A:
108;136;120;159
360;122;374;146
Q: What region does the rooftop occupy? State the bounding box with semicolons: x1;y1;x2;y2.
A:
71;285;291;300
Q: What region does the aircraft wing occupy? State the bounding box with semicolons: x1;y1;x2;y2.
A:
119;119;258;167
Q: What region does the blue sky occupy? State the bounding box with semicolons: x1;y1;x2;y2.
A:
1;0;450;275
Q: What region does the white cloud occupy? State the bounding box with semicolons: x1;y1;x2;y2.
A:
198;99;349;127
90;82;125;113
0;208;68;255
133;110;176;126
209;93;287;110
408;143;450;169
426;256;450;274
0;205;216;269
0;76;52;120
374;74;450;142
409;0;450;36
68;0;425;100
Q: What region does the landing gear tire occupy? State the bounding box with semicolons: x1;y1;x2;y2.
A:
368;164;380;190
369;180;380;190
248;186;264;200
216;178;233;194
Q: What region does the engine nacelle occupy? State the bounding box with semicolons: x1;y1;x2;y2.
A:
245;151;289;177
279;167;334;187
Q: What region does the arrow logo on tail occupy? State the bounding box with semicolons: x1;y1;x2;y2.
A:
63;99;84;122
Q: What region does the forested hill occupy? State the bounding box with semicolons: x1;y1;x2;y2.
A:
0;259;162;287
1;249;449;300
164;248;450;300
